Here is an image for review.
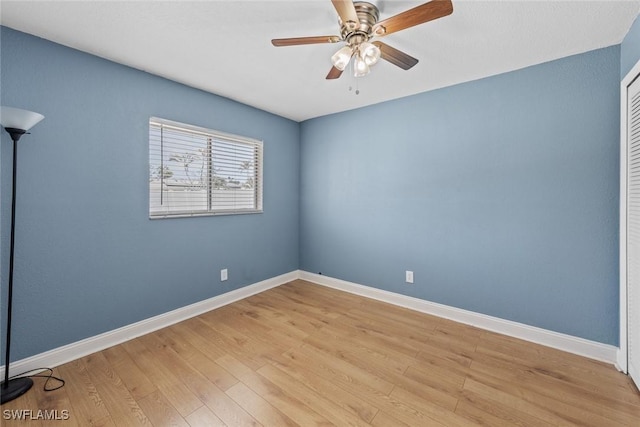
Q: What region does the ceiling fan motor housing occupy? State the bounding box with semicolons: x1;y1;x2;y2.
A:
340;2;380;45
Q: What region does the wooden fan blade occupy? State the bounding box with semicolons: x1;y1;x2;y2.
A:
326;66;344;79
372;41;419;70
373;0;453;37
272;36;341;47
331;0;359;28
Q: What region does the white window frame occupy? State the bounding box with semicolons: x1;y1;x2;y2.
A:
149;117;263;219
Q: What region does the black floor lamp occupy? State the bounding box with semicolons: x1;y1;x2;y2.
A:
1;106;44;404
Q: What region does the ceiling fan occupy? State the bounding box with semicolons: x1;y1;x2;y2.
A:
271;0;453;79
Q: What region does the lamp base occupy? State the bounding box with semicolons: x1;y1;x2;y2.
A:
1;377;33;404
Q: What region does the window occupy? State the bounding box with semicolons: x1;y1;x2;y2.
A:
149;117;263;218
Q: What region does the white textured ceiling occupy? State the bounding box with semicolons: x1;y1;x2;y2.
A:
1;0;639;122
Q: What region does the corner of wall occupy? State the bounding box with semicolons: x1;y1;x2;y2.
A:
621;13;640;78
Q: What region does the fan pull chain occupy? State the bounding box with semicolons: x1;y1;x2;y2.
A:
348;61;361;95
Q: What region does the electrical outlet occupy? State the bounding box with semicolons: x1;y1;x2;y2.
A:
221;268;228;281
406;270;414;284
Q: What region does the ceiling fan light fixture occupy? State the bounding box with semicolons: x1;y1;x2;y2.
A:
331;46;353;71
271;0;454;80
359;42;381;66
353;53;370;77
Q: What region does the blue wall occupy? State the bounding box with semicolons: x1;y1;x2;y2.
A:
622;15;640;78
0;23;630;362
0;27;300;361
300;46;621;345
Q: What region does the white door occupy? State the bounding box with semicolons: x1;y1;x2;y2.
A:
627;74;640;389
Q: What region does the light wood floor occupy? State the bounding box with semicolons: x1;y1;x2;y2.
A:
3;280;640;426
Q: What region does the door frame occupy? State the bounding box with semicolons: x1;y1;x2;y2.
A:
619;58;640;373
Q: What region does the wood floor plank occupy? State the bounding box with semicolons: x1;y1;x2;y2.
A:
323;310;422;358
232;299;310;341
268;285;343;320
189;316;266;371
463;373;593;426
177;367;260;426
264;352;380;423
83;352;151;426
220;303;306;350
214;304;297;357
355;295;443;329
369;411;412;427
256;363;375;426
403;362;467;397
278;281;364;312
137;331;262;426
9;279;640;426
304;327;411;376
136;390;189;427
32;387;78;427
302;332;459;411
56;360;111;426
346;307;438;343
278;346;453;426
456;389;553;427
295;343;395;395
478;329;626;387
242;292;329;335
225;382;298;426
121;338;203;418
216;354;334;426
415;340;474;370
185;405;226;426
429;323;481;354
388;386;476;427
101;345;157;400
455;398;540;427
469;352;640;423
158;325;239;392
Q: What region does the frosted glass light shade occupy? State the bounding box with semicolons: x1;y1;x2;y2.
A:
331;46;353;71
353;54;370;77
0;107;44;131
359;42;381;66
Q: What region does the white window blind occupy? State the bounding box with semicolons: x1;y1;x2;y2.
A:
149;117;263;218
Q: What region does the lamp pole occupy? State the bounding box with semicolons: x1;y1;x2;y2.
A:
1;128;33;404
1;107;44;404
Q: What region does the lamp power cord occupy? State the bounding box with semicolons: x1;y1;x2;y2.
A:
6;368;65;392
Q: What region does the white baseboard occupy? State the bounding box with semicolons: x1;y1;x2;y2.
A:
0;270;299;379
299;271;618;365
616;349;626;373
2;269;619;379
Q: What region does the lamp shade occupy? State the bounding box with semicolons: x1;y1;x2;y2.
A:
359;42;381;66
331;46;353;71
353;54;370;77
0;107;44;131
